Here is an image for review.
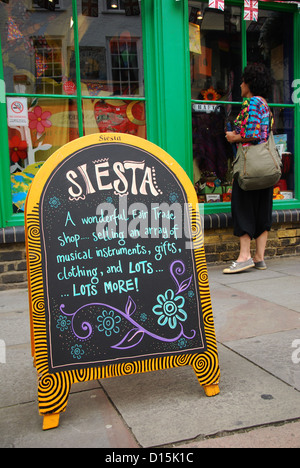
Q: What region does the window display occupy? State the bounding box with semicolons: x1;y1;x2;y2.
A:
83;98;146;137
192;104;240;204
189;1;295;204
189;2;242;203
8;97;79;212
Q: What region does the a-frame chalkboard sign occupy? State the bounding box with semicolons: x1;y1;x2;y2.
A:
25;134;220;430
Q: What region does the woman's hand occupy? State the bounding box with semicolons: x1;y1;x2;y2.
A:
225;131;239;143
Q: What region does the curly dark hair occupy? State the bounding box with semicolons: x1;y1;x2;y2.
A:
242;63;274;98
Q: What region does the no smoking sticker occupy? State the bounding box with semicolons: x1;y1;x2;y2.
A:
7;97;28;127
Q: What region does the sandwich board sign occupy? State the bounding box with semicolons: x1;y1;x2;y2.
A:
25;133;220;430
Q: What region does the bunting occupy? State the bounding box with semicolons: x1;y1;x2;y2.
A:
208;0;300;22
208;0;225;11
7;17;23;41
244;0;258;21
35;55;48;78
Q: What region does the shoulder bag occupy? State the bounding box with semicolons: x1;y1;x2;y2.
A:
233;112;282;191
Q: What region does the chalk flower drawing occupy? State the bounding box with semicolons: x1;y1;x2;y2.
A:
178;337;188;349
56;314;71;332
139;312;147;322
49;196;61;208
152;289;187;329
71;344;85;360
97;310;121;337
169;192;179;203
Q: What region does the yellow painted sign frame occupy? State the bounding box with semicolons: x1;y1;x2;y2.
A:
25;134;220;430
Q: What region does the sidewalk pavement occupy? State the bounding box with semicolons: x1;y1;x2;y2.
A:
1;256;300;448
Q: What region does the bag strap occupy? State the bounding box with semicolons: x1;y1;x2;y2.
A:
268;107;273;132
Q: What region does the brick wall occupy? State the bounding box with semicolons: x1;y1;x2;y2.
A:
204;223;300;264
0;243;28;290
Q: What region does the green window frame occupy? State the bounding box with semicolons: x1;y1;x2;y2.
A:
0;0;300;228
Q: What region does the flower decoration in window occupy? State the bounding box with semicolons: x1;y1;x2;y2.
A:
28;105;52;135
9;135;28;163
201;87;220;101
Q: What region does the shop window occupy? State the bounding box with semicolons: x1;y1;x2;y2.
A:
190;5;242;102
0;0;146;218
246;10;295;201
0;0;75;213
76;0;144;97
1;0;73;95
189;1;295;205
190;2;242;204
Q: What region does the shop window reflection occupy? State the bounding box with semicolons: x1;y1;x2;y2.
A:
190;4;242;103
82;0;99;17
0;0;74;95
34;37;63;94
76;2;144;97
109;37;141;96
246;11;294;104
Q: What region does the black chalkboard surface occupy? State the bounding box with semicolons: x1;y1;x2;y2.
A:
40;141;206;372
26;134;220;430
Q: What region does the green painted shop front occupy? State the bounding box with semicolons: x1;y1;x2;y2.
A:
0;0;299;283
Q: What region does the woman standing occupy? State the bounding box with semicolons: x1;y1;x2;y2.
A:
224;63;274;274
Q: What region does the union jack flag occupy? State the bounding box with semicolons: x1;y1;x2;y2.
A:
244;0;258;21
208;0;225;11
